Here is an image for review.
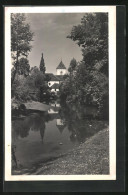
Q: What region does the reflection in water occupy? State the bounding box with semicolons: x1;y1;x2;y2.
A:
50;102;60;107
12;113;46;141
48;101;60;114
59;103;106;143
48;108;59;114
56;119;66;134
12;101;108;174
12;145;17;168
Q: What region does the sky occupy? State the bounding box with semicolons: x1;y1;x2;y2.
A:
26;13;85;74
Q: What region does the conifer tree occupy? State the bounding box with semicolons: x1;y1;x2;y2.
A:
39;53;46;73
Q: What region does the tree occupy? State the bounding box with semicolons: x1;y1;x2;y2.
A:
67;13;108;75
11;13;34;85
68;58;77;74
59;76;71;100
28;67;45;88
17;58;30;76
60;13;109;109
39;53;46;73
30;66;39;75
34;72;45;88
12;66;46;102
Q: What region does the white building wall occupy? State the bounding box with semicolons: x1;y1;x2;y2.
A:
56;119;64;125
48;108;58;114
48;81;59;87
56;69;67;75
51;103;60;107
51;88;59;92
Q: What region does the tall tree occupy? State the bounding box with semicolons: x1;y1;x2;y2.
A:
67;58;77;98
67;13;108;75
68;58;77;74
39;53;46;73
11;13;34;85
60;13;109;108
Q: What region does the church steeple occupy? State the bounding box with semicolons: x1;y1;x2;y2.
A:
56;60;66;70
56;60;67;75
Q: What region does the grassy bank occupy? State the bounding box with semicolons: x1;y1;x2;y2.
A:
25;101;51;111
26;128;109;175
12;100;51;113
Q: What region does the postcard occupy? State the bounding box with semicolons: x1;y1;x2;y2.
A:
4;6;116;181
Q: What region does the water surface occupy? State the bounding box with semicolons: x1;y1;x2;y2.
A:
12;101;108;174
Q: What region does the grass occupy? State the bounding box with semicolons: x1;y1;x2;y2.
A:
25;101;51;111
26;128;109;175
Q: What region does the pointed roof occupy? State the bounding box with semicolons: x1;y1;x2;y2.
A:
45;73;65;82
56;124;66;134
45;73;59;81
56;60;66;69
55;75;64;81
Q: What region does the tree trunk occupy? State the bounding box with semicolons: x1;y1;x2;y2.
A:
12;21;19;87
12;37;19;87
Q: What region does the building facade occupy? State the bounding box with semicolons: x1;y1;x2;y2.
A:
56;61;67;75
46;60;67;94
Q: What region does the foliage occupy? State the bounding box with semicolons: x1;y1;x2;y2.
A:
67;13;108;75
30;66;39;74
59;76;71;100
12;66;52;104
12;75;33;102
60;13;108;110
17;57;30;76
12;66;47;102
34;72;45;88
39;53;46;73
11;13;34;85
60;58;77;101
68;58;77;74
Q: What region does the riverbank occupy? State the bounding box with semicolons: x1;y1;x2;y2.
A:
23;128;109;175
12;100;51;117
25;101;51;111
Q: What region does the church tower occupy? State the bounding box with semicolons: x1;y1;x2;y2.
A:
56;60;67;75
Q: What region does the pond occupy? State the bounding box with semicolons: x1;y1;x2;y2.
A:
12;101;108;174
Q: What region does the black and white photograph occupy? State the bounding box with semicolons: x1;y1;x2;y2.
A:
4;6;116;181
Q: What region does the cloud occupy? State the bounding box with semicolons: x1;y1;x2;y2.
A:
26;13;85;32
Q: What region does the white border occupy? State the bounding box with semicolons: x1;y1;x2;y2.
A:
5;6;116;181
